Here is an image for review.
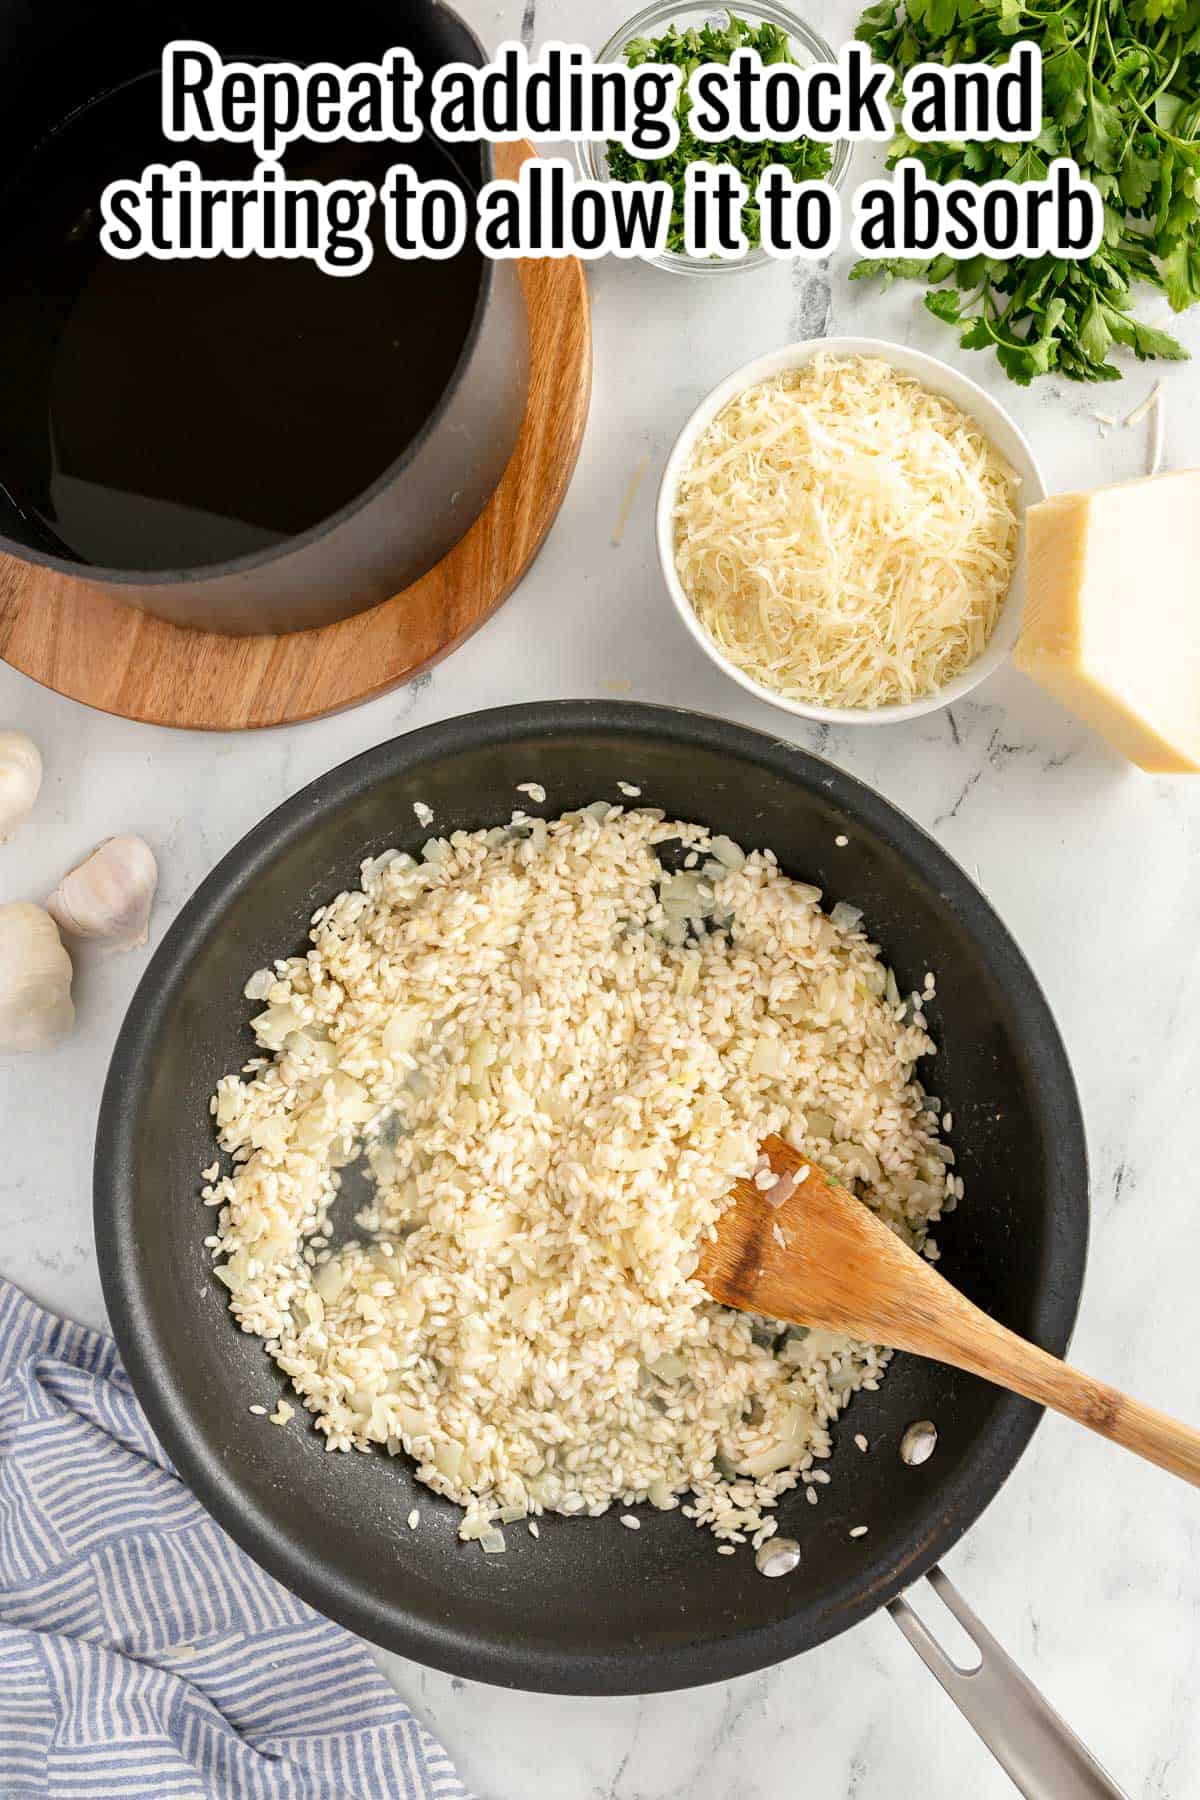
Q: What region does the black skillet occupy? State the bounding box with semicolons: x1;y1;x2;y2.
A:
95;702;1107;1784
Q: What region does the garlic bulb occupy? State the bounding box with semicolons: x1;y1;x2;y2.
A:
0;903;74;1052
0;731;42;841
47;834;158;950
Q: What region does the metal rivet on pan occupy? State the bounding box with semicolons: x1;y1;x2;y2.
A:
755;1538;801;1578
900;1420;938;1466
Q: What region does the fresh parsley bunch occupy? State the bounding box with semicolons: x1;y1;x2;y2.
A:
852;0;1200;382
606;12;833;255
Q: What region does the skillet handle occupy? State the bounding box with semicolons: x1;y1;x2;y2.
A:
888;1567;1127;1799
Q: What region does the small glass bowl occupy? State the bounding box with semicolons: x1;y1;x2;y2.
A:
574;0;852;276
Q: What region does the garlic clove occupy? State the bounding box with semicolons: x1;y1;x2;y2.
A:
47;834;158;951
0;731;42;843
0;903;74;1052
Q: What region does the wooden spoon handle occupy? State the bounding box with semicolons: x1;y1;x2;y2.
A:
812;1164;1200;1488
708;1145;1200;1489
939;1314;1200;1488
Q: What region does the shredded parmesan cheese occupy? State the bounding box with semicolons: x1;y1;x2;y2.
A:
673;356;1020;710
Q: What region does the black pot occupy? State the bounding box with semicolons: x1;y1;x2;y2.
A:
0;0;529;635
95;702;1088;1696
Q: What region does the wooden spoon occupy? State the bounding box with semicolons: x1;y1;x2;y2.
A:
698;1135;1200;1487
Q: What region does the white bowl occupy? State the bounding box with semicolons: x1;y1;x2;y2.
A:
656;336;1047;725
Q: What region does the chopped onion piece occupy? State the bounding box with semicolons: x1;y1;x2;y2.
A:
709;835;745;870
749;1038;785;1078
739;1436;809;1478
763;1169;798;1210
660;873;712;916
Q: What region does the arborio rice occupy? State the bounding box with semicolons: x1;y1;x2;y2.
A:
203;805;956;1555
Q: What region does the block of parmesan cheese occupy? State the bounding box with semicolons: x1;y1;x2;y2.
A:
1015;472;1200;773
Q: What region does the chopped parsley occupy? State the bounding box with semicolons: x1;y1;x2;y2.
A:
605;12;835;256
852;0;1198;383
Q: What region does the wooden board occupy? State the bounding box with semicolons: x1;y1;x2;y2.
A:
0;142;591;731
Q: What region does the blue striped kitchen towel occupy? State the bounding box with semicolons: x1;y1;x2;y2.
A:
0;1277;474;1799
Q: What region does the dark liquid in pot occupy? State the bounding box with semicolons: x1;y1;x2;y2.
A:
0;72;484;571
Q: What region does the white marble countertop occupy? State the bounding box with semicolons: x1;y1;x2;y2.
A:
3;2;1199;1793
